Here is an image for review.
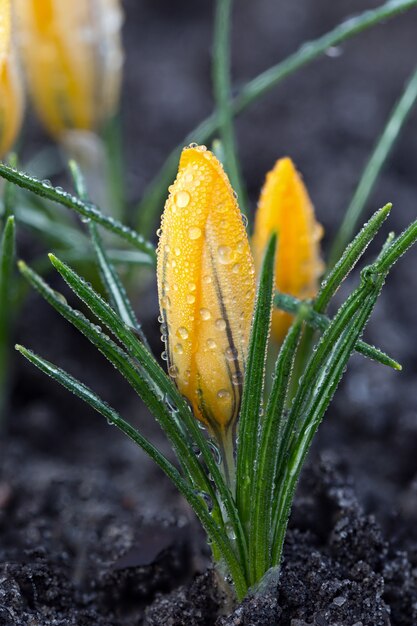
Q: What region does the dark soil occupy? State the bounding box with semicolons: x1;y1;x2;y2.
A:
2;0;417;624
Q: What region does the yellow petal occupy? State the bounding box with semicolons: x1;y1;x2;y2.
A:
157;145;256;436
0;0;11;61
0;54;24;158
253;157;324;342
15;0;123;138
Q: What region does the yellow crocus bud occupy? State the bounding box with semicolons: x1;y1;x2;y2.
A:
157;145;256;439
15;0;123;139
253;157;324;342
0;0;24;159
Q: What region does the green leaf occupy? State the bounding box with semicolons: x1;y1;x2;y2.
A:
46;253;248;571
68;160;151;351
249;314;303;583
0;162;155;262
236;234;277;527
318;203;391;312
274;292;401;370
0;215;16;422
18;261;218;508
15;344;248;600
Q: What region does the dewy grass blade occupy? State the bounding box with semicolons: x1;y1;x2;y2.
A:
0;216;16;422
317;203;391;312
46;254;249;572
0;162;156;262
329;61;417;267
373;218;417;274
135;0;417;234
236;234;277;527
212;0;246;213
272;278;385;568
15;344;248;600
249;315;303;584
18;261;224;519
274;292;401;370
69;160;151;351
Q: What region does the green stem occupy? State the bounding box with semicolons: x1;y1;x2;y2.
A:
213;0;246;213
135;0;417;235
329;61;417;267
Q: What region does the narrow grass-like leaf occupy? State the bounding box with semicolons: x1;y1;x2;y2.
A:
329;62;417;267
249;315;303;583
236;234;277;526
69;160;151;351
47;254;248;571
317;203;391;312
271;275;385;567
15;344;248;600
0;162;155;261
212;0;246;212
136;0;417;234
373;218;417;274
18;261;219;510
274;292;401;370
0;216;16;422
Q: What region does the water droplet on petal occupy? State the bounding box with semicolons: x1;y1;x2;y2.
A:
178;327;189;340
168;365;179;378
187;294;196;304
217;389;231;401
175;190;191;208
215;318;226;331
188;226;202;240
206;338;216;349
200;308;211;320
174;343;183;354
217;246;234;265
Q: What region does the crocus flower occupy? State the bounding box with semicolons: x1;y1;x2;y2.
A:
15;0;123;140
0;0;24;158
157;145;256;440
252;157;324;342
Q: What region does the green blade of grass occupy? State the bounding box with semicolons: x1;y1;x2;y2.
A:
318;203;392;312
236;234;277;527
18;260;223;514
249;315;303;584
0;162;155;262
0;216;16;423
212;0;246;214
274;292;401;370
47;253;249;573
15;344;248;600
329;62;417;267
135;0;417;234
69;160;151;351
271;276;385;568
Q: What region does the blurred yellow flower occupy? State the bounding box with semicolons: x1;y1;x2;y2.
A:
157;145;256;439
15;0;123;139
0;0;24;159
253;157;324;342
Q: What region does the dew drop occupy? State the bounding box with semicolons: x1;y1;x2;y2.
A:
232;263;240;274
174;343;183;354
188;226;202;240
188;282;196;292
203;275;212;284
156;228;162;237
161;351;168;361
187;294;196;304
232;372;243;386
188;142;198;148
174;247;181;256
168;365;179;378
225;347;238;361
215;318;226;331
241;214;248;228
161;295;170;308
177;327;189;340
217;389;231;401
217;246;234;265
206;338;216;349
200;308;211;320
175;190;191;208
